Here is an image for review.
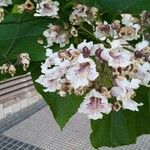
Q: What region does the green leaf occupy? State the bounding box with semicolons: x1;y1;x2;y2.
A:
135;86;150;136
0;14;50;62
12;0;25;5
30;62;83;129
80;0;150;15
90;86;150;148
90;110;136;148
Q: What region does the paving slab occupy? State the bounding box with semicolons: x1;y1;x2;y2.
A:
1;103;150;150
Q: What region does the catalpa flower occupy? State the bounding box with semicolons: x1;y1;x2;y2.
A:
94;21;113;41
43;24;69;48
134;40;150;61
77;40;94;57
120;14;141;41
140;10;150;25
36;60;70;93
34;0;59;18
66;54;99;89
135;40;149;51
0;0;12;7
41;48;65;74
36;74;61;92
111;87;143;111
101;40;134;68
78;89;112;120
119;25;141;41
77;40;106;58
121;14;138;27
134;62;150;87
111;77;143;111
69;4;98;25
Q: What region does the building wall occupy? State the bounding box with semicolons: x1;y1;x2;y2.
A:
0;74;42;120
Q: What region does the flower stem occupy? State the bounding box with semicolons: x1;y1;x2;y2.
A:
78;25;105;45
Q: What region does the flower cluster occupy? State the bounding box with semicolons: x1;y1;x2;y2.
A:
0;53;30;76
94;14;141;41
0;64;16;76
36;45;99;97
69;4;98;25
37;37;149;119
37;5;150;120
1;1;149;121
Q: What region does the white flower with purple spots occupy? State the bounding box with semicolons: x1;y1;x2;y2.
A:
134;62;150;87
77;40;94;57
135;40;149;51
34;0;59;17
111;77;142;111
101;40;133;68
78;89;112;120
66;54;99;89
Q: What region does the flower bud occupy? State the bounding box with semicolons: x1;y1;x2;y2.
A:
8;65;16;76
0;64;9;74
113;101;121;112
0;8;4;23
18;53;30;71
71;26;78;37
18;0;34;13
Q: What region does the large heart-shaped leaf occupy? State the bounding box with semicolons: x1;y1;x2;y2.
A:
80;0;150;15
90;110;137;148
0;14;50;62
30;62;83;129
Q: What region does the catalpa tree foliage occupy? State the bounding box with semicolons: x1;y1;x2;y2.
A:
0;0;150;148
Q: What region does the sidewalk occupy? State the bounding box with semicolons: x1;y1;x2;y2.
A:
0;100;150;150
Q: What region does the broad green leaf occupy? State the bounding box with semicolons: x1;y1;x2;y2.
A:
12;0;25;5
90;110;136;148
0;14;49;62
80;0;150;15
135;86;150;136
30;62;83;129
134;86;150;114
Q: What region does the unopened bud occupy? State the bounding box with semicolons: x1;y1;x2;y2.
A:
18;0;34;13
71;26;78;37
113;101;121;112
18;53;30;71
0;8;4;23
8;65;16;76
0;64;9;74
